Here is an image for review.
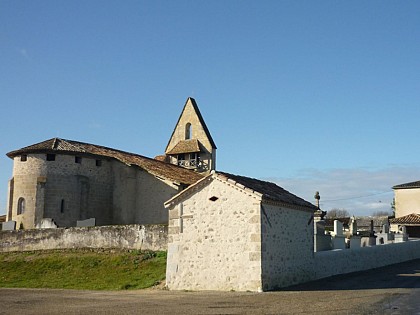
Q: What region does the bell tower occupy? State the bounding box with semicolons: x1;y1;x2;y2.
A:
165;97;216;172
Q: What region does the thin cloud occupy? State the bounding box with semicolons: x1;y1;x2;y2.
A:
16;48;30;60
265;166;420;216
88;121;102;129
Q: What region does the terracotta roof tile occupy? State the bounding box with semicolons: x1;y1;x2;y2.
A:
390;213;420;225
166;139;201;155
217;172;317;211
7;138;204;185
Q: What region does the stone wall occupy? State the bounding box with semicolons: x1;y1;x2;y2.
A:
9;153;114;228
0;224;167;252
313;239;420;280
166;177;263;291
112;165;179;225
261;204;314;290
8;152;179;229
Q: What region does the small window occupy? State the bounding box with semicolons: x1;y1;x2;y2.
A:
185;123;192;140
20;155;27;162
209;196;219;202
75;156;82;164
60;199;65;213
17;197;25;215
46;154;56;161
96;159;102;167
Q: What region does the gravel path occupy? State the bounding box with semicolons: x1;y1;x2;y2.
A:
1;259;419;315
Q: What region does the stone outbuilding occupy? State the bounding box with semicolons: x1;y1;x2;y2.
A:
165;171;317;291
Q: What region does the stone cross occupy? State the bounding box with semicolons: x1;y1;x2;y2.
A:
369;220;375;237
349;216;357;235
314;191;320;209
178;203;193;233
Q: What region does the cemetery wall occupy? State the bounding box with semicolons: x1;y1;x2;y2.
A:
0;224;167;252
313;239;420;280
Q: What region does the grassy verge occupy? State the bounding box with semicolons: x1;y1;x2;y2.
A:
0;249;166;290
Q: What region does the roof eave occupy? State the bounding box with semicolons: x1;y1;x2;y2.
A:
261;197;317;213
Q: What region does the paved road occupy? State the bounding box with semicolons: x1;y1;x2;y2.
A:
1;259;420;315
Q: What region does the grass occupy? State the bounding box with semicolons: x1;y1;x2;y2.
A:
0;249;167;290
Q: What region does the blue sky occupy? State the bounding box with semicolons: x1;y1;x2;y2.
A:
1;1;419;216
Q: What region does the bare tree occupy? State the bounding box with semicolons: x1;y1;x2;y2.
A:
371;210;392;217
326;208;350;218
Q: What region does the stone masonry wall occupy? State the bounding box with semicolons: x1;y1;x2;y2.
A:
166;177;262;291
261;204;314;290
112;165;178;225
10;153;114;228
0;224;167;252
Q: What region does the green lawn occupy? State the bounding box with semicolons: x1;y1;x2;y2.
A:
0;249;166;290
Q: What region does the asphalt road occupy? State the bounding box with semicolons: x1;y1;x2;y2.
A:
1;259;420;315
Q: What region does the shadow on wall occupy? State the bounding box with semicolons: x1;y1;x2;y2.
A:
282;258;420;291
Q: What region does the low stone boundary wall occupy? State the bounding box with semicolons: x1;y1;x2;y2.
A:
0;224;167;252
313;239;420;280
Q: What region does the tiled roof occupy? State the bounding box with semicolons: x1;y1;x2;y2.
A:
217;172;317;211
390;213;420;225
0;215;6;223
166;139;201;155
393;181;420;189
7;138;204;185
165;171;317;211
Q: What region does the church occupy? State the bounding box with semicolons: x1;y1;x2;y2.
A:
5;97;216;229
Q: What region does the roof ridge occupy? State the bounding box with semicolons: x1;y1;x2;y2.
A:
6;137;204;185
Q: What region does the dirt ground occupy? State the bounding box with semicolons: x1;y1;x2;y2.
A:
1;259;420;315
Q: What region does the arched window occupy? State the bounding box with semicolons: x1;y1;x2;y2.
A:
17;197;25;215
185;123;192;140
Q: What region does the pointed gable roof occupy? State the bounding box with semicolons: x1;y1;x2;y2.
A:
165;97;216;153
165;171;317;212
7;138;203;185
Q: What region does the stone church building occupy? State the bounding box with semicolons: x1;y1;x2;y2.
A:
5;97;215;229
5;96;324;291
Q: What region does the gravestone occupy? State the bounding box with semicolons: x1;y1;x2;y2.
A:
35;218;58;229
331;220;346;250
376;223;394;245
394;226;408;243
2;221;16;231
76;218;96;227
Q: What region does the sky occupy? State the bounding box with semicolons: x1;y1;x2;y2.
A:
1;1;419;216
